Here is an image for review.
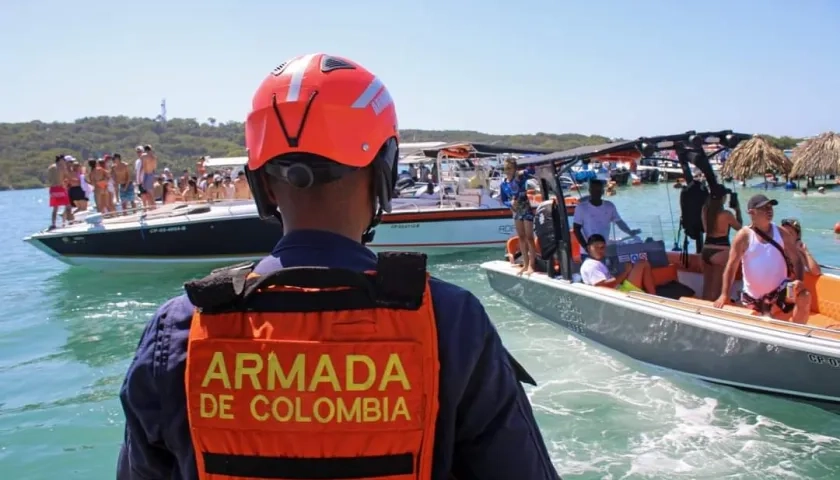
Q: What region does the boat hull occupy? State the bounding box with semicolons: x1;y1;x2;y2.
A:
24;204;515;272
482;261;840;409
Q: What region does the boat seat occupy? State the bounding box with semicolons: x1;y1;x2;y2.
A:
803;272;840;321
665;251;744;281
651;263;678;286
677;296;840;329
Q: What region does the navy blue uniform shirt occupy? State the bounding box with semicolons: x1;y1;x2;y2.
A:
118;230;559;480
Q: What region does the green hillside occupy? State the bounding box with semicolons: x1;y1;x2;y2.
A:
0;116;805;190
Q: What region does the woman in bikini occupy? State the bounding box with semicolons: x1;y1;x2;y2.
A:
91;159;114;214
500;157;537;274
182;178;204;202
67;161;88;213
700;191;742;299
161;181;182;204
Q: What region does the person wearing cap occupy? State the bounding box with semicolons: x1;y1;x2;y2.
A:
573;178;641;259
780;218;822;276
117;53;558;480
715;194;810;323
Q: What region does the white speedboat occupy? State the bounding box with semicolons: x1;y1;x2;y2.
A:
481;131;840;412
23;142;561;272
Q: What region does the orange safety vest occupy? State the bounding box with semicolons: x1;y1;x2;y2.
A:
184;252;440;479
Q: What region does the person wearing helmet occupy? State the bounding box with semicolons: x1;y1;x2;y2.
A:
117;53;559;480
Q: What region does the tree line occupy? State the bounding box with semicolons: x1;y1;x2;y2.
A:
0;116;805;190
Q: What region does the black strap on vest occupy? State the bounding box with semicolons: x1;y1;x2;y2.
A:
184;252;428;314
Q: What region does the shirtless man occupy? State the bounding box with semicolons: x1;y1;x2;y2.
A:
112;154;136;214
46;155;71;229
233;170;253;200
140;145;157;210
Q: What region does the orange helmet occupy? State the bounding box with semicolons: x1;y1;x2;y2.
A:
244;53;400;235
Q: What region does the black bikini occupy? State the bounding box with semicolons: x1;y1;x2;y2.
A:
701;233;731;264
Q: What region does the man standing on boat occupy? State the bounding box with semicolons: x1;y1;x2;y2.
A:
139;145;157;210
112;153;137;214
714;194;810;323
117;53;559;480
573;178;641;258
46;154;71;230
133;146;148;209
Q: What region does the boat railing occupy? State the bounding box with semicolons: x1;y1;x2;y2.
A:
390;197;496;213
68;198;254;226
625;291;840;339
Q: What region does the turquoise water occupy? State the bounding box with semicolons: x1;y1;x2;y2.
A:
1;184;840;479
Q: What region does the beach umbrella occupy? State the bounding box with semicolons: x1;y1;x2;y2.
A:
719;134;792;179
790;131;840;178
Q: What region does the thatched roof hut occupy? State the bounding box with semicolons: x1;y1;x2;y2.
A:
720;134;792;180
790;131;840;178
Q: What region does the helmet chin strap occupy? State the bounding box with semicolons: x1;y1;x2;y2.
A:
361;208;382;244
361;167;392;245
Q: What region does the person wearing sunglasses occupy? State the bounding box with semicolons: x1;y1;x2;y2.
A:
781;218;822;276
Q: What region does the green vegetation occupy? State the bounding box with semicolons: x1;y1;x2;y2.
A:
0;116;805;190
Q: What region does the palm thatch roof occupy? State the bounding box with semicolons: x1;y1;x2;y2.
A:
790;131;840;178
720;134;792;179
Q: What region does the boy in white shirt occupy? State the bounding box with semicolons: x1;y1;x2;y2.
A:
579;234;656;294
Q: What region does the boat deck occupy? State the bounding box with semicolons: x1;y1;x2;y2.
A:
629;292;840;341
494;243;840;341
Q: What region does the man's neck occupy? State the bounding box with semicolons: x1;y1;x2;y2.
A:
751;222;773;234
590;197;603;206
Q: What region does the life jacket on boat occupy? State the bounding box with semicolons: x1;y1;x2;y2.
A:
183;252;440;480
679;180;709;244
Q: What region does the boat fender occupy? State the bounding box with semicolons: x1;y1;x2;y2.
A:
183;261;256;310
505;349;537;386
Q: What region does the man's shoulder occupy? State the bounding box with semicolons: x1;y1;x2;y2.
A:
428;276;482;312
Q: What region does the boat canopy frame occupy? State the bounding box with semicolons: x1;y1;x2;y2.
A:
519;130;751;281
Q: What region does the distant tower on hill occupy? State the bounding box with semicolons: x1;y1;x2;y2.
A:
156;98;167;123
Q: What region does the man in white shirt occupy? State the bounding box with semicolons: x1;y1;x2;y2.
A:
579;234;656;294
134;146;148;208
573;179;641;258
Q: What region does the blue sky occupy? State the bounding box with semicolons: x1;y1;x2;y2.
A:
1;0;837;138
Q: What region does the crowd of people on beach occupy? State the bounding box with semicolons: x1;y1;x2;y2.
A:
46;146;252;230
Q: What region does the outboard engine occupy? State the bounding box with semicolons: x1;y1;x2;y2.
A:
395;177;416;191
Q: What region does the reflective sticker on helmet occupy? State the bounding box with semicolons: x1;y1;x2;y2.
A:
371;88;394;116
351;77;384;109
274;54;317;102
